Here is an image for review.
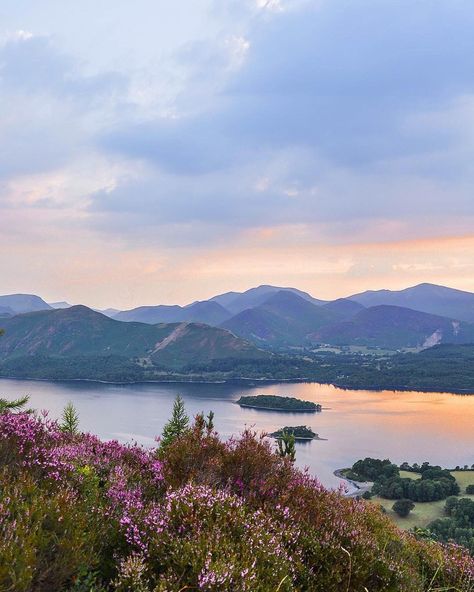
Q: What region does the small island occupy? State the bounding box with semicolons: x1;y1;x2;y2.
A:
270;425;318;440
237;395;321;412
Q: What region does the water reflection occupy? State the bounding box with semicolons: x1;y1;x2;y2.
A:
0;378;472;489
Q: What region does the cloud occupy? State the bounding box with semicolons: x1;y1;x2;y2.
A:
0;33;125;182
2;1;474;304
88;0;474;250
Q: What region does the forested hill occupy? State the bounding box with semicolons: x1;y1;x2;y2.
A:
0;306;270;377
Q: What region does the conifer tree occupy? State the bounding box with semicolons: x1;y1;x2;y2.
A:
0;395;30;414
60;402;80;435
160;395;189;450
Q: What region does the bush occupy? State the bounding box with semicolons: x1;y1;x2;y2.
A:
1;409;473;591
429;497;474;555
393;499;416;517
466;484;474;494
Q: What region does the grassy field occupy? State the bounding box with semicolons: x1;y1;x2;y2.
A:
398;470;420;480
370;470;474;530
451;470;474;492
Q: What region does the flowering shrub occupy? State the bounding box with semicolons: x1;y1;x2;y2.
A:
1;410;473;591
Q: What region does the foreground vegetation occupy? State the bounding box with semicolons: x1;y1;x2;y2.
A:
1;403;473;591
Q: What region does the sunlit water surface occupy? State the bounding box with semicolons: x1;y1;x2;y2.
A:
1;379;472;490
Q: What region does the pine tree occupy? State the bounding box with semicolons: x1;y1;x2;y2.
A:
0;395;30;414
60;402;80;435
160;395;189;450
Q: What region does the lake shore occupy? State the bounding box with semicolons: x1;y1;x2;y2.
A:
334;468;374;498
1;373;473;394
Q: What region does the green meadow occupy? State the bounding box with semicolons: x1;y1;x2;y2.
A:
371;470;474;530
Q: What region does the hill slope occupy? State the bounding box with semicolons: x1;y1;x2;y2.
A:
114;300;231;326
0;306;269;375
322;298;365;318
349;283;474;323
221;290;339;346
311;305;474;349
0;294;52;314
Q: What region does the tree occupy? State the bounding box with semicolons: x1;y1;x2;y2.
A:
160;395;189;450
0;395;30;414
60;402;80;435
392;499;415;517
277;430;296;462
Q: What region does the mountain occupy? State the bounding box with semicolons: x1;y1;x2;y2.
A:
49;301;73;309
147;322;268;369
311;305;474;349
211;285;326;315
98;308;122;318
0;306;268;375
114;300;231;326
221;290;339;346
322;298;365;318
0;305;14;317
0;294;52;314
349;283;474;323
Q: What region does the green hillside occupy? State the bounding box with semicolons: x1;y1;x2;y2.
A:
0;306;270;378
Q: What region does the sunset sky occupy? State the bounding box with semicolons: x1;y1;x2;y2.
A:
1;0;474;308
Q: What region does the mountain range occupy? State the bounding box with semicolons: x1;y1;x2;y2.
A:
1;282;474;352
0;306;269;375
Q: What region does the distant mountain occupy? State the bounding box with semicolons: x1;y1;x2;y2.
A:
0;294;52;314
0;305;14;317
311;305;474;349
221;290;338;346
322;298;365;318
49;301;73;309
98;308;122;318
211;285;326;315
349;283;474;323
114;300;231;326
0;306;267;375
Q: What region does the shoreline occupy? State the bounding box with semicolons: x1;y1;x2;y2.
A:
0;374;473;395
334;468;374;498
237;402;320;413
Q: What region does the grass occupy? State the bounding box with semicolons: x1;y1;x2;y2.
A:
451;470;474;492
370;470;474;530
399;470;421;480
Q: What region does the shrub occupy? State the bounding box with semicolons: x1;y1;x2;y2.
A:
393;499;416;517
0;408;473;591
466;484;474;494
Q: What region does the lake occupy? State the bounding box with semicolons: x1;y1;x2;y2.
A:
1;378;473;490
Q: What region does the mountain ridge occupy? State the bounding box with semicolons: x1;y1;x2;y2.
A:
311;304;474;349
349;282;474;323
0;305;269;371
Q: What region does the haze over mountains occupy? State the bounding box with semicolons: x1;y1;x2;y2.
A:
349;283;474;323
1;282;474;352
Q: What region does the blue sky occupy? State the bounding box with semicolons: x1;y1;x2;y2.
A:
1;0;474;307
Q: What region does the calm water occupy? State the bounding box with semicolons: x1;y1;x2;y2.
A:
1;378;473;490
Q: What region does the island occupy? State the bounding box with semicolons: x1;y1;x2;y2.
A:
236;395;321;412
270;425;319;440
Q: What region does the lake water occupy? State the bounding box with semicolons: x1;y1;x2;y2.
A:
1;378;473;491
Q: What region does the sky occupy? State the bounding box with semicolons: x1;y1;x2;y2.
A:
1;0;474;308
